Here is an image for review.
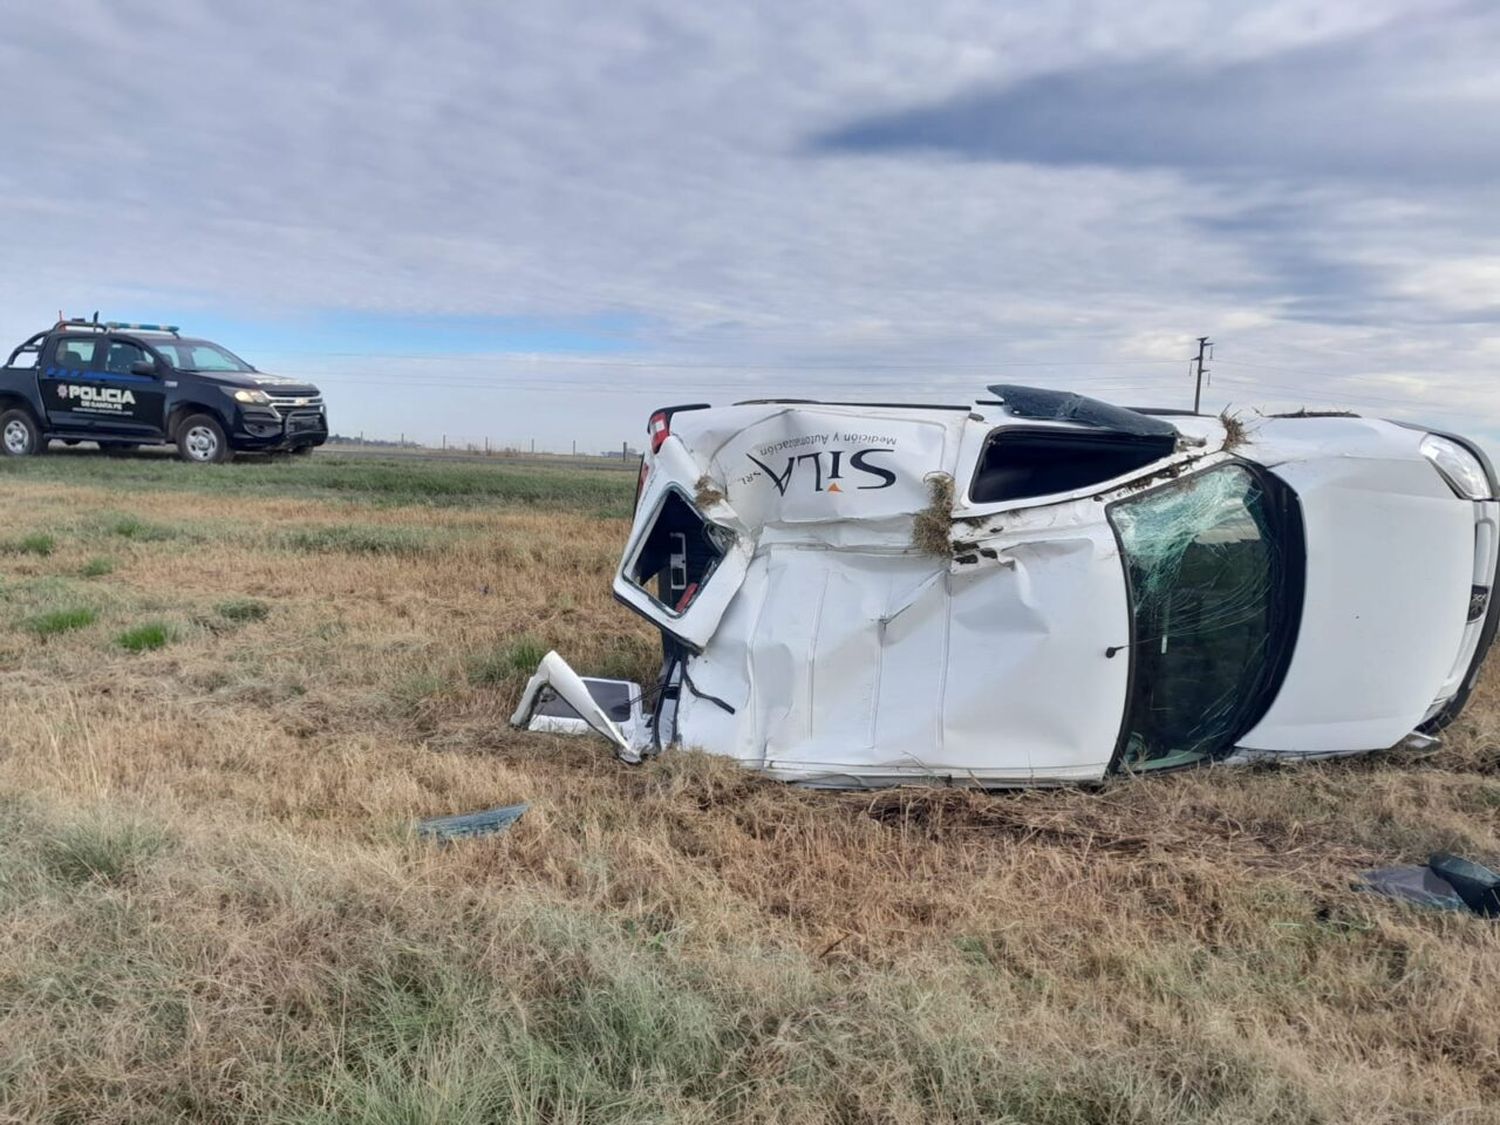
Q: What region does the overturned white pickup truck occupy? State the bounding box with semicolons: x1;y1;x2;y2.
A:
514;386;1499;787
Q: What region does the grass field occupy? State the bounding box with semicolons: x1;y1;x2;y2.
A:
0;453;1497;1124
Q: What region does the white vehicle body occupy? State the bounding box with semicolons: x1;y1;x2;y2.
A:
515;387;1499;788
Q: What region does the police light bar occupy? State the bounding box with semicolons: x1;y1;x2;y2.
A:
105;321;180;335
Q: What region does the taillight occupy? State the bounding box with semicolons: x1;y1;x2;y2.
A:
649;410;670;453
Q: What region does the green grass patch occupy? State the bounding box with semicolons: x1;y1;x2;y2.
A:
106;515;177;541
466;636;548;686
79;556;115;578
594;634;658;684
278;525;438;557
8;532;57;556
23;607;96;637
216;597;270;623
42;816;169;886
115;622;173;652
0;454;638;516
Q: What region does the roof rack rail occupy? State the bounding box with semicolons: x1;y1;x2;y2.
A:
53;316;107;334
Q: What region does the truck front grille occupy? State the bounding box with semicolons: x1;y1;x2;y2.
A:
266;394;325;421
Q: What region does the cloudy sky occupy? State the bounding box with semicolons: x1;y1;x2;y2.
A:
3;0;1498;453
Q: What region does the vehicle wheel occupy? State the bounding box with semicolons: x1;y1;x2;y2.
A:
0;409;45;456
175;414;233;464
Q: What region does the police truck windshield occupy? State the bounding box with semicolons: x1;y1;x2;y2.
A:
151;339;254;372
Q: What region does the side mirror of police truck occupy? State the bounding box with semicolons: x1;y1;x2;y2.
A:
129;360;157;377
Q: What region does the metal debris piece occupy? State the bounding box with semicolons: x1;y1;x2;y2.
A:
416;802;529;843
1354;852;1500;917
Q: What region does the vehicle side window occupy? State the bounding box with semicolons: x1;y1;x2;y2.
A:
185;345;237;371
969;428;1176;504
105;340;152;375
626;489;728;614
54;339;98;370
1108;464;1300;770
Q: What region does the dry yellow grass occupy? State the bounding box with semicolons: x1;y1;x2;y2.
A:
0;459;1497;1123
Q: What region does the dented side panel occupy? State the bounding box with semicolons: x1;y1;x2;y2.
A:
671;522;1129;786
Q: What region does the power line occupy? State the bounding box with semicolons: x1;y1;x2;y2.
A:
1210;372;1440;410
249;351;1185;371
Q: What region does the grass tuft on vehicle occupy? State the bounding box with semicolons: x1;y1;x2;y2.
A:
115;622;173;652
23;607;97;637
911;473;956;557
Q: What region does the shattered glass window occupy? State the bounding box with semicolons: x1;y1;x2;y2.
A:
1109;465;1295;770
627;488;729;614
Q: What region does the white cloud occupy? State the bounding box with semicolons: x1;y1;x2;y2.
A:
0;0;1496;452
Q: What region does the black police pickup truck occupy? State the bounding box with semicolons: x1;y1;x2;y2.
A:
0;318;328;463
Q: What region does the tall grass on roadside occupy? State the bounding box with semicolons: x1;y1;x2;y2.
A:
22;607;96;638
0;454;639;516
278;525;440;557
5;532;57;556
0;456;1495;1124
115;621;173;652
466;636;550;686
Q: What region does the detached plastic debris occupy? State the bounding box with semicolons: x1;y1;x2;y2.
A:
1354;852;1500;917
416;802;528;843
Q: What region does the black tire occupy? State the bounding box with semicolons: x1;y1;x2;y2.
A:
174;414;233;464
0;409;45;457
102;443;140;457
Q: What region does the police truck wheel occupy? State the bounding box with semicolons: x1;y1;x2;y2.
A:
175;415;232;464
0;410;44;456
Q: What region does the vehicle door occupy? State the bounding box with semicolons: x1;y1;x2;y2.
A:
97;337;169;439
42;335;106;431
612;436;753;651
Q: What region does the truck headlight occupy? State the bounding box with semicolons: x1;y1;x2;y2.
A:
232;389;272;405
1421;435;1492;500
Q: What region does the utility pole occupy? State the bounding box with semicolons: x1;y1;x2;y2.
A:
1192;336;1213;414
